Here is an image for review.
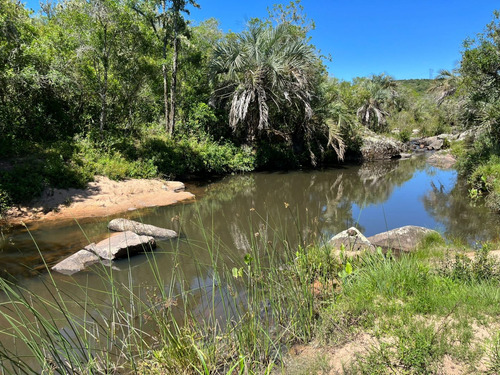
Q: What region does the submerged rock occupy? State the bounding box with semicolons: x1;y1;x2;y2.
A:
427;152;457;169
367;225;438;253
51;249;100;276
52;231;156;274
108;218;177;239
329;227;375;253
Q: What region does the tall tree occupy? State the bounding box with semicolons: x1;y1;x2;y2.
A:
131;0;198;135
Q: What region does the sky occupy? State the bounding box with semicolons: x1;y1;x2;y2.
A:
23;0;500;81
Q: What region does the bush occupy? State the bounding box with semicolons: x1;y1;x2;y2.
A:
139;135;255;178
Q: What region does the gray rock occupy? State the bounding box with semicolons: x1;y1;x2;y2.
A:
52;231;156;275
419;136;438;147
51;249;100;276
427;139;444;150
108;218;177;239
87;231;156;260
400;153;412;160
329;227;375;253
361;134;405;161
437;133;458;141
367;226;438;253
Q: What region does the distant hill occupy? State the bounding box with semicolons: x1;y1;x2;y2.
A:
397;79;433;96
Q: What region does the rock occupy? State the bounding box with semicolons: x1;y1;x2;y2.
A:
458;129;475;142
108;218;177;239
427;152;457;169
51;249;100;276
367;226;438;253
166;181;186;193
361;133;405;161
328;227;375;253
87;231;156;260
427;139;444;150
399;153;412;160
52;231;156;274
437;133;458;141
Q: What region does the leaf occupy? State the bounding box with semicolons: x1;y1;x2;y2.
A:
232;267;242;278
345;262;353;275
244;254;253;265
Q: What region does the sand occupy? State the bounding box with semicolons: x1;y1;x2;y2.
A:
4;176;195;225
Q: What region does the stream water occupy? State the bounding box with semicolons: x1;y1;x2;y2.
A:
1;155;500;282
1;155;500;369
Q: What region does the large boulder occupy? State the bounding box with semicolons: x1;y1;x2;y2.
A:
51;249;100;276
361;133;405;161
87;231;156;260
367;225;438;253
328;227;375;253
108;218;177;239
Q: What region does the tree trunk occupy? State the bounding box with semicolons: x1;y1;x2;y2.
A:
162;61;169;134
169;28;178;136
162;0;169;134
99;24;108;133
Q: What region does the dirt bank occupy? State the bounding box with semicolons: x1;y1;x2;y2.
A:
4;176;195;225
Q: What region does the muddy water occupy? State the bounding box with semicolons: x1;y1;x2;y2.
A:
1;155;499;282
1;155;500;370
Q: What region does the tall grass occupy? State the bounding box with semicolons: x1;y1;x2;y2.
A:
3;215;500;374
0;209;323;374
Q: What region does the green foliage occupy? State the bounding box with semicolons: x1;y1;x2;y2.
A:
294;245;341;284
0;187;12;217
139;135;255;178
439;246;500;283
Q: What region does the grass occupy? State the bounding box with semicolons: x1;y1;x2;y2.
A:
1;218;500;374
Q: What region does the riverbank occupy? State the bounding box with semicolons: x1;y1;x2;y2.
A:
3;176;195;225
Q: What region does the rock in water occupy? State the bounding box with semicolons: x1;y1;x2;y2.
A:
51;249;100;276
108;218;177;239
367;226;438;253
52;231;156;274
87;231;156;260
427;152;457;169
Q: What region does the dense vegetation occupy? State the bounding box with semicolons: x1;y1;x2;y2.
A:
0;0;462;218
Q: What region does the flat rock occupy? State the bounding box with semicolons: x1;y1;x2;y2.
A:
51;249;100;276
329;227;375;253
108;218;177;239
87;231;156;260
367;226;438;253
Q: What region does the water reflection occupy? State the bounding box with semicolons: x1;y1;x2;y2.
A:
1;155;499;282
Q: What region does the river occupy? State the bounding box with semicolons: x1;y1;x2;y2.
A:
0;155;499;371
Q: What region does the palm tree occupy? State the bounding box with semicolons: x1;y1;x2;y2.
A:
210;23;316;143
429;69;459;106
356;73;398;131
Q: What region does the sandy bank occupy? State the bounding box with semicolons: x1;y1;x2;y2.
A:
4;176;195;225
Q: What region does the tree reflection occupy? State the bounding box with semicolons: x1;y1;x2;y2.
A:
422;179;500;243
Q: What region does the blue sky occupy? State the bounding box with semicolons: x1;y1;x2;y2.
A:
24;0;500;81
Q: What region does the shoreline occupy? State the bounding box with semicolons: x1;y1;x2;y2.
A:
2;176;196;227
